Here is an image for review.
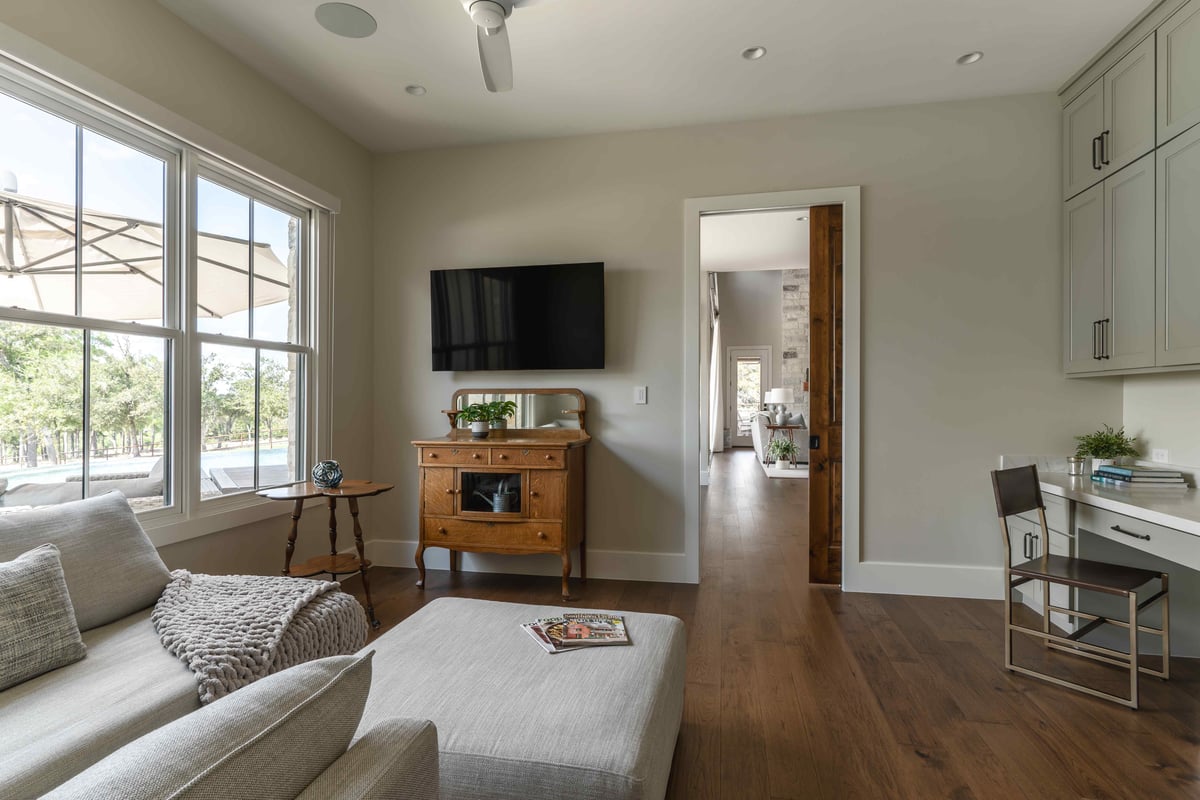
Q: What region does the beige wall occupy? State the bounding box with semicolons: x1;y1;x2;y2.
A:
717;270;785;396
1124;373;1200;468
0;0;375;574
373;92;1125;581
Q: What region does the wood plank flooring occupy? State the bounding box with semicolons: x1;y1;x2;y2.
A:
349;449;1200;799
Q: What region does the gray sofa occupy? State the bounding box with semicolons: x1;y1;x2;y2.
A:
0;494;687;799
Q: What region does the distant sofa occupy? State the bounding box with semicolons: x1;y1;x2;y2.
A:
0;459;164;508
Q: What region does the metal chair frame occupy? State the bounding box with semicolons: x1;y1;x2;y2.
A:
992;465;1169;709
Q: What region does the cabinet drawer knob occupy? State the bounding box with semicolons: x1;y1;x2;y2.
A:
522;449;531;456
498;453;507;460
537;531;546;539
429;452;437;458
530;491;540;498
444;488;454;494
438;527;447;535
545;454;553;461
472;453;481;459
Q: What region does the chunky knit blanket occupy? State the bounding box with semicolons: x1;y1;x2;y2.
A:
152;570;369;704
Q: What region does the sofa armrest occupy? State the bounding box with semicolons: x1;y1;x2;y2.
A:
296;718;439;800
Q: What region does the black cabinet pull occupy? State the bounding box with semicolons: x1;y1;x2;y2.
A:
1092;135;1102;170
1101;130;1111;165
1022;531;1032;559
1111;525;1151;541
1101;318;1111;359
1092;320;1101;360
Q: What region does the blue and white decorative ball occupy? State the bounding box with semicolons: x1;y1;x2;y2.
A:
311;460;343;488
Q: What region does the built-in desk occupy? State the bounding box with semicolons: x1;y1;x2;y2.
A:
1030;471;1200;657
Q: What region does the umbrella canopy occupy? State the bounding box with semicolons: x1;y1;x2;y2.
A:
0;190;290;323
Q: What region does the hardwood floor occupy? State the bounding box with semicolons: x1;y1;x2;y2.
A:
349;448;1200;799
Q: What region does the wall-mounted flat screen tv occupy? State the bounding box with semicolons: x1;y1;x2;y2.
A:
430;262;605;371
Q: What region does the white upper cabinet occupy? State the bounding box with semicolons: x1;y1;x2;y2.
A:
1104;153;1156;371
1158;0;1200;144
1063;80;1106;200
1156;124;1200;366
1105;37;1157;175
1063;184;1106;373
1062;36;1156;201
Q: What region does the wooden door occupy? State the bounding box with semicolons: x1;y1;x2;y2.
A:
808;205;843;585
1104;152;1156;370
1158;0;1200;144
1103;35;1156;176
1157;123;1200;366
1062;79;1105;200
1063;184;1106;373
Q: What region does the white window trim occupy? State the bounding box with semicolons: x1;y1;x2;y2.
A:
0;44;337;548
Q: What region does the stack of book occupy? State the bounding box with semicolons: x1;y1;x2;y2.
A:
1091;464;1191;493
521;613;630;654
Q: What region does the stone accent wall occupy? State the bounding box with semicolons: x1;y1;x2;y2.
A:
781;268;809;421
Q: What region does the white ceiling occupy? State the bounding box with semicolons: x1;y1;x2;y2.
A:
159;0;1150;153
701;209;808;273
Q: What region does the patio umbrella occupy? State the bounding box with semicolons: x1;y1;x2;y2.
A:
0;190;290;322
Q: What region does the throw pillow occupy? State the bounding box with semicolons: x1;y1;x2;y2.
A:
0;492;171;631
43;652;374;800
0;544;87;691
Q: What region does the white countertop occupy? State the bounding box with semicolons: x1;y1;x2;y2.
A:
1038;472;1200;538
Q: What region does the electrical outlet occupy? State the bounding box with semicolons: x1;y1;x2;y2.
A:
633;386;648;405
1152;449;1169;463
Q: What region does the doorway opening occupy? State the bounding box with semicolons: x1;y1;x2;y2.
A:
684;187;860;588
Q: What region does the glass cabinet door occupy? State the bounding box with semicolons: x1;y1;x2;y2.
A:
460;471;522;514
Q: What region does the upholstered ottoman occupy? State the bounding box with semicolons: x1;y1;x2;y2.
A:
357;597;686;800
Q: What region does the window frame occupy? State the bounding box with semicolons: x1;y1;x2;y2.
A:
0;59;334;547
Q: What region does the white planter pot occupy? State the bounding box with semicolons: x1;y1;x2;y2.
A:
469;421;490;439
490;419;507;430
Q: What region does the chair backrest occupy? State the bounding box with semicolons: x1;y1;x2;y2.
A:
990;465;1044;518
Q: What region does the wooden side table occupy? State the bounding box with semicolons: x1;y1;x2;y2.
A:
257;479;393;629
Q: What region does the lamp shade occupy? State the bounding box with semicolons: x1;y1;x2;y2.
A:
764;387;794;404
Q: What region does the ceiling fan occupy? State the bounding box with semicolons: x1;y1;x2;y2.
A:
460;0;549;93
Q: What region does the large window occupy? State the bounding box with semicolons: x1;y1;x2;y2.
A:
0;75;323;529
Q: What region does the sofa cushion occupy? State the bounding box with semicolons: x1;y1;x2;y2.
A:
297;718;440;800
0;609;199;798
43;652;374;800
0;544;87;691
0;492;171;631
357;597;687;800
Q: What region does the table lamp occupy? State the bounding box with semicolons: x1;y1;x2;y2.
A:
763;387;794;425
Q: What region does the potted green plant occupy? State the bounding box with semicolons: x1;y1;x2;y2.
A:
1074;424;1139;471
485;400;518;430
767;437;798;469
459;403;492;439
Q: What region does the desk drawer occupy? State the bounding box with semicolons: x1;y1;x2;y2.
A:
1075;504;1200;573
493;448;567;468
422;446;488;465
1018;492;1068;533
424;519;562;550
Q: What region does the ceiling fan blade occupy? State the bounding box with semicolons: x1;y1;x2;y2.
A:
476;23;513;92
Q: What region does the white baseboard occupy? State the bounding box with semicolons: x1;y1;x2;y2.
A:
361;539;696;584
700;470;711;486
844;560;1004;600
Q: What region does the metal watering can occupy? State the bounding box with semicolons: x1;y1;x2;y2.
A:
474;478;518;513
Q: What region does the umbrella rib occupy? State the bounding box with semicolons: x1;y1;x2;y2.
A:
19;222;140;270
197;255;289;289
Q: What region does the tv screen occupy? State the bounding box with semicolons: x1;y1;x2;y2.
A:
430;262;605;371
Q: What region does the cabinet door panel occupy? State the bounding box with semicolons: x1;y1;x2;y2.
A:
1104;153;1157;369
1063;184;1106;373
529;470;566;520
1063;79;1105;200
1158;0;1200;144
1104;35;1157;175
1157;124;1200;365
422;468;456;516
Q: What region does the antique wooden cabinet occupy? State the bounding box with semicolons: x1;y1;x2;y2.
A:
411;389;589;599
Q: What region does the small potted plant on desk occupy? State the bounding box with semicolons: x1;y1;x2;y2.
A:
1074;424;1139;472
767;437;798;469
459;403;491;439
486;400;518;431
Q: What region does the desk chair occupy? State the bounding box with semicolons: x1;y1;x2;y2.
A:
991;465;1169;709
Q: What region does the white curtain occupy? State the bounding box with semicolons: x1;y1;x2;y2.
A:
709;316;724;455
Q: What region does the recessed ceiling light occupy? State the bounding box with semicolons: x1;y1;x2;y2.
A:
956;51;984;66
405;85;427;96
742;46;767;61
315;2;377;39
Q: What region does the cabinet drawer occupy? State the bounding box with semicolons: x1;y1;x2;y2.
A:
424;519;562;550
1075;504;1200;572
1017;493;1069;533
421;446;489;465
493;448;567;468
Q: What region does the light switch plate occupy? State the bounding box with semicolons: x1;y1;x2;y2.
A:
1152;449;1169;463
634;386;648;405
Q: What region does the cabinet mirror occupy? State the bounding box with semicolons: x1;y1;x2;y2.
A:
448;388;586;432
